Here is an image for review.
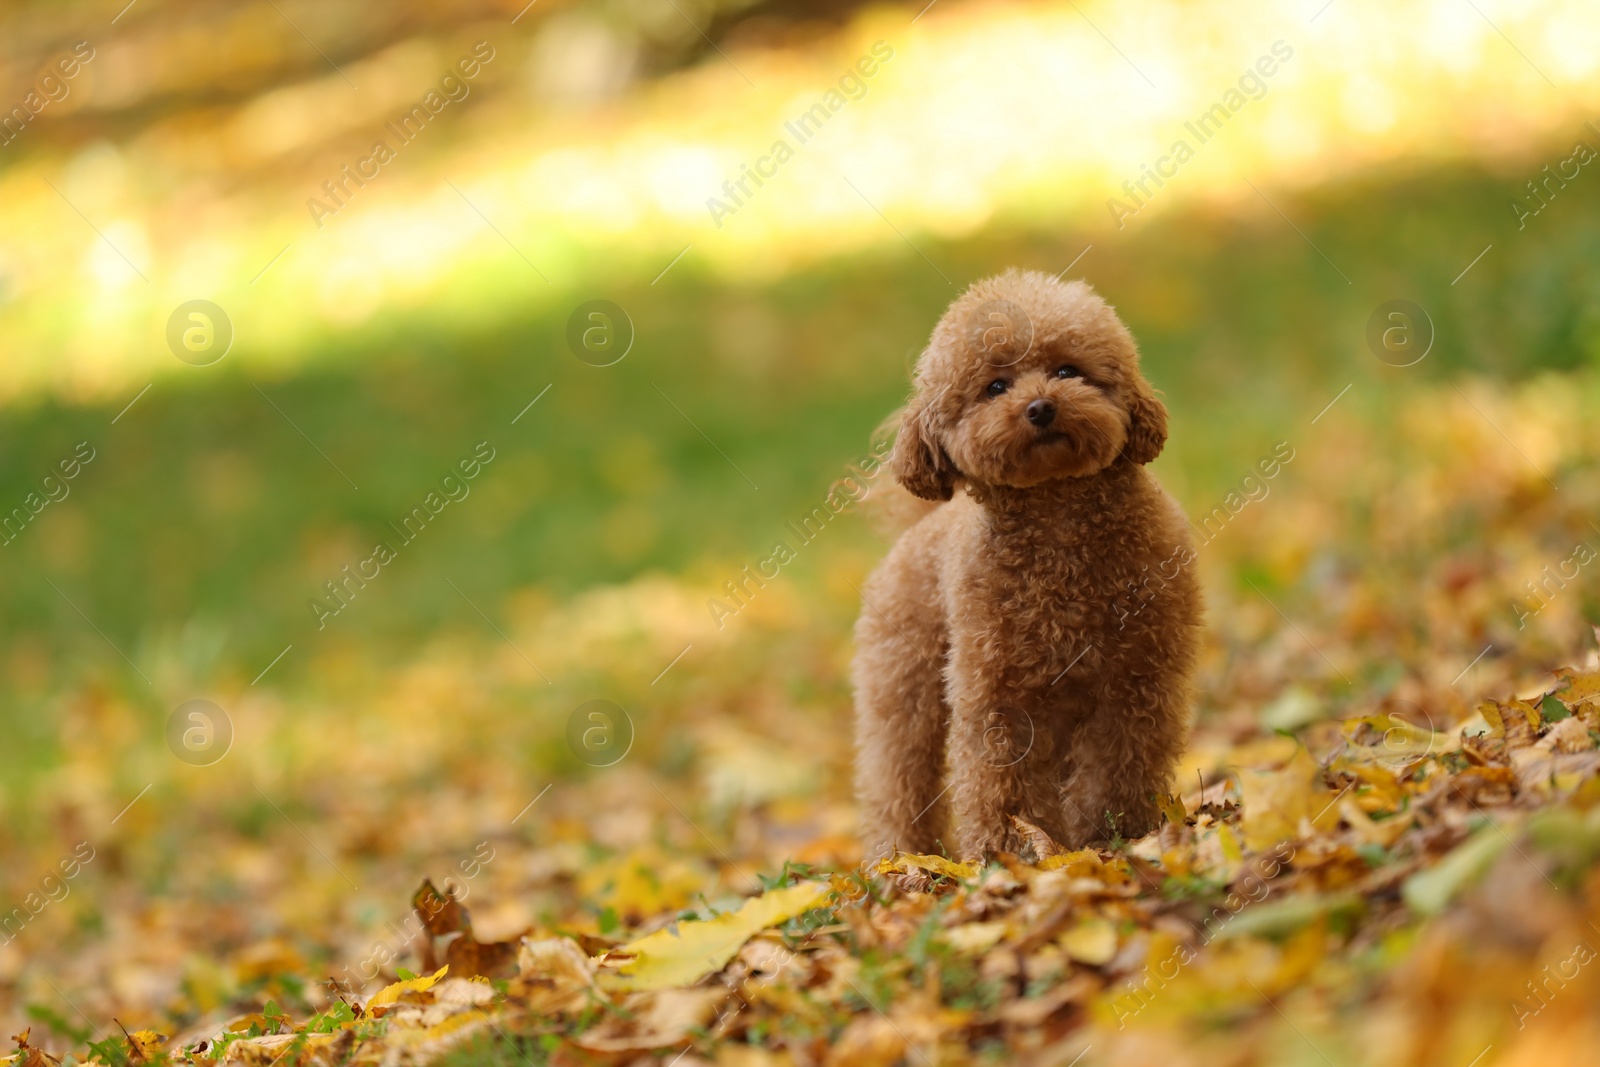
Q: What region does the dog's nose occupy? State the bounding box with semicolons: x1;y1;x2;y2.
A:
1026;399;1056;427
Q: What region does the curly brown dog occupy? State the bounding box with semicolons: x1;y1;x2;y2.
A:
853;269;1202;867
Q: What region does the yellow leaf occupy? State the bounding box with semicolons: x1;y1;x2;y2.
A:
1237;747;1335;851
578;844;707;921
1340;714;1452;765
1273;920;1329;986
1555;668;1600;704
1507;699;1543;728
942;921;1007;955
1339;795;1410;847
1059;918;1118;965
1159;847;1193;879
1217;822;1244;865
367;965;450;1007
1038;848;1103;876
1478;701;1506;738
122;1032;165;1064
876;853;980;880
1157;792;1187;827
1329;760;1406;811
1480;700;1540;747
605;881;829;992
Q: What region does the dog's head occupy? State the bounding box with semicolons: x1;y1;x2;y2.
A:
891;270;1167;501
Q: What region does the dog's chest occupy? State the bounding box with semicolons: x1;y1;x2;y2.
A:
964;525;1135;633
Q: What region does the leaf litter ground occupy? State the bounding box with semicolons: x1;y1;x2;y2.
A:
8;375;1600;1066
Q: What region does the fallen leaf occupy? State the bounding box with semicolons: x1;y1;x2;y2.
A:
518;936;599;988
1237;747;1337;851
1037;848;1107;877
942;921;1007;955
604;881;830;991
1214;893;1361;940
876;853;980;881
1401;826;1511;916
11;1029;62;1067
413;880;471;938
1480;700;1541;749
1540;716;1594;754
1009;814;1067;857
411;879;521;978
1339;795;1410;847
1555;667;1600;705
124;1032;165;1063
573;988;724;1051
825;1016;905;1067
444;928;520;980
1157;792;1188;827
1059;918;1118;965
367;965;450;1007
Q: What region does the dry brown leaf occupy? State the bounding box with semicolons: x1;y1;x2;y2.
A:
1480;700;1541;749
825;1016;906;1067
413;880;470;939
10;1030;62;1067
1009;814;1068;858
1451;765;1516;805
573;988;725;1052
1540;716;1595;754
444;929;520;980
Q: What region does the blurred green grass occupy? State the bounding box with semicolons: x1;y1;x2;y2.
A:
1;148;1597;722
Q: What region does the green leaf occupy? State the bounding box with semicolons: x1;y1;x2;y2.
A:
1213;892;1363;939
1541;695;1571;722
26;1004;91;1044
1402;825;1510;916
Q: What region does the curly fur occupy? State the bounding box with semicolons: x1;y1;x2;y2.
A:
853;270;1202;864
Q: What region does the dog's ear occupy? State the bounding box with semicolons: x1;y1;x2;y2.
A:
891;399;958;501
1123;379;1168;465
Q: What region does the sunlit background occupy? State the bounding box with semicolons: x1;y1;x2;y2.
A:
4;0;1600;1061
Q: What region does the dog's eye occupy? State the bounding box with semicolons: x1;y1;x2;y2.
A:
985;379;1009;398
1055;365;1082;379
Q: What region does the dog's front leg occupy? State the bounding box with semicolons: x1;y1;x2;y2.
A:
1058;671;1189;846
944;627;1049;860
